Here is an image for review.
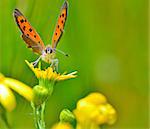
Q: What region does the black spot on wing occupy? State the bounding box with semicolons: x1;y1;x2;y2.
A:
23;26;26;31
60;28;63;32
29;28;32;32
13;9;26;34
55;31;63;47
20;19;24;23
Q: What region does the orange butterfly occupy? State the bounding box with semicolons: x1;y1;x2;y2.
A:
13;1;68;70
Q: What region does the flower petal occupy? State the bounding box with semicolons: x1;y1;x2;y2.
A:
84;92;107;105
4;78;33;101
25;60;77;82
57;71;77;81
0;84;16;112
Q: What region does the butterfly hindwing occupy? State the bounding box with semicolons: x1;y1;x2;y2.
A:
14;9;45;54
52;1;68;48
22;34;44;54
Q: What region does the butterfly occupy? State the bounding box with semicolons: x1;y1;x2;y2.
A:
13;1;69;71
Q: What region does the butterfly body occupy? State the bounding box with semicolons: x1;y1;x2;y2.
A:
13;1;68;70
41;45;55;64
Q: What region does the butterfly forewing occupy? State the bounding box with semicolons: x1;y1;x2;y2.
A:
52;1;68;48
14;9;45;54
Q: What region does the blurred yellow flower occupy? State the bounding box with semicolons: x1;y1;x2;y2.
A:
25;60;77;82
52;123;73;129
73;92;117;129
0;83;16;112
4;78;33;101
0;73;33;112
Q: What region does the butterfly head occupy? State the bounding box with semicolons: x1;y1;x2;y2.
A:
41;45;55;64
45;45;54;54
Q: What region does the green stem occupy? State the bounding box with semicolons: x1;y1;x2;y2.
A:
0;105;11;129
1;113;11;129
32;102;46;129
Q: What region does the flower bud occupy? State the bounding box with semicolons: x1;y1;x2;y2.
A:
59;109;76;127
33;85;49;106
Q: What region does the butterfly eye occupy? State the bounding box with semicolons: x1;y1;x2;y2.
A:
45;47;53;54
50;49;53;53
45;49;47;53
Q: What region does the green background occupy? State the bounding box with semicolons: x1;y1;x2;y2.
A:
0;0;148;129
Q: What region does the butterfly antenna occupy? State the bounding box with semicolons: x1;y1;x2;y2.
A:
54;48;69;57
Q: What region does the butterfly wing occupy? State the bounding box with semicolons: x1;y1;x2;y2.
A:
51;1;69;49
13;9;45;55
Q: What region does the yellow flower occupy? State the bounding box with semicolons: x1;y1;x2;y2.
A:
73;92;117;129
0;73;33;111
25;60;77;82
52;123;73;129
0;83;16;112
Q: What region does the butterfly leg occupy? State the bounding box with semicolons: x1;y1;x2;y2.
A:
50;58;59;72
32;56;41;67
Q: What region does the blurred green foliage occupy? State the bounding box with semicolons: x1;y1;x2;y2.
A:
0;0;148;129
